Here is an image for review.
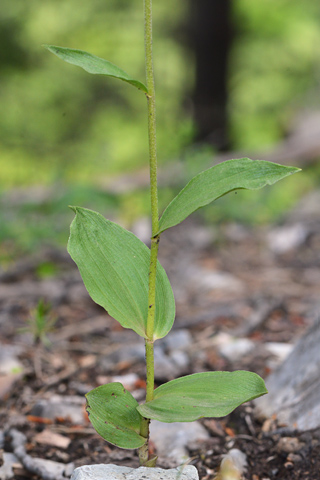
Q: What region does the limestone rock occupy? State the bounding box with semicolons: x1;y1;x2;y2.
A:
150;420;209;464
71;464;199;480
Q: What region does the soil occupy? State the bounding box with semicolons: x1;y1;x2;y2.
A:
1;194;320;480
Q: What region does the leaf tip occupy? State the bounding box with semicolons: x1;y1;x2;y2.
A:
42;44;55;52
68;205;77;214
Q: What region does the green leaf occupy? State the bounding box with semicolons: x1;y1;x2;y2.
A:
157;158;301;235
43;45;148;93
86;383;146;449
67;207;175;340
137;371;267;423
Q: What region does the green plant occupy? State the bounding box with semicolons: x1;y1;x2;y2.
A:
21;299;56;347
44;0;300;467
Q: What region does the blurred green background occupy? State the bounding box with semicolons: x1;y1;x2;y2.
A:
1;0;320;260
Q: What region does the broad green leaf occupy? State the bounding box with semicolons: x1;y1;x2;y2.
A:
157;158;301;235
67;207;175;340
43;45;148;93
137;371;267;423
86;383;146;449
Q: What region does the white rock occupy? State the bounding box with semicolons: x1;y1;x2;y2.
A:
162;329;192;351
0;452;20;480
267;223;308;254
150;421;209;464
32;458;74;477
264;342;293;361
193;269;243;292
212;333;254;362
169;350;189;370
71;464;199;480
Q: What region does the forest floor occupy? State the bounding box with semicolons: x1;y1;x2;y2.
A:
1;188;320;480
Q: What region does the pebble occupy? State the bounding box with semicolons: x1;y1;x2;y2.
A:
190;268;244;292
150;420;209;465
267;223;308;254
161;329;192;352
32;458;75;478
264;342;293;361
212;333;254;362
154;347;177;380
169;350;189;370
31;395;86;424
154;346;189;380
0;452;18;480
276;437;304;454
287;453;302;463
71;464;199;480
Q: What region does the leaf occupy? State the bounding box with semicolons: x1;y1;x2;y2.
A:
43;45;148;93
67;207;175;340
86;383;146;449
157;158;301;235
137;371;267;423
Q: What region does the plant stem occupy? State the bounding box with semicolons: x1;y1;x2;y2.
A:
139;0;159;466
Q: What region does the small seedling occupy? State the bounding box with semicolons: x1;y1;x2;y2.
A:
21;299;56;347
44;0;300;467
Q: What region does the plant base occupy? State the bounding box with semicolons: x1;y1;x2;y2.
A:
71;464;199;480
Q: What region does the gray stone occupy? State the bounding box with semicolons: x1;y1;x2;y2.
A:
31;458;75;478
154;347;189;380
31;395;85;424
150;421;209;464
212;333;254;362
267;223;308;254
264;342;293;362
276;437;305;454
0;452;19;480
161;329;192;352
255;318;320;431
71;464;199;480
189;267;244;293
153;347;175;380
168;350;189;370
0;345;24;374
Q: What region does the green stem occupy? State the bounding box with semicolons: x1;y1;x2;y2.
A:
139;0;160;467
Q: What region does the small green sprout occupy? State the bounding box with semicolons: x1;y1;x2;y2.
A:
21;299;56;347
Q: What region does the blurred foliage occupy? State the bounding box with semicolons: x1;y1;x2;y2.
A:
1;0;319;188
0;185;119;261
0;0;192;188
230;0;320;149
1;1;320;259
